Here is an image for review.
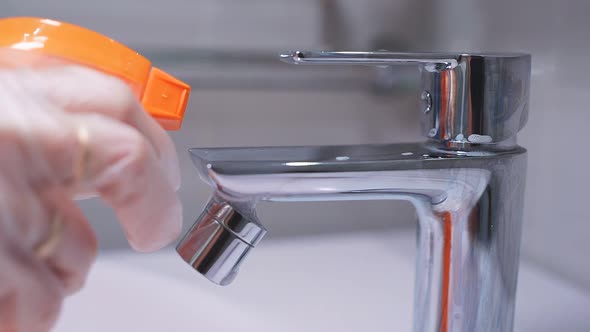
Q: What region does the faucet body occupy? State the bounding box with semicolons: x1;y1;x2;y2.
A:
180;142;526;332
176;51;531;332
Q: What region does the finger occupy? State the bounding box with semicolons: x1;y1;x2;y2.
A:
37;186;97;295
69;113;182;252
0;66;180;190
0;242;63;332
0;151;55;250
0;105;181;253
0;178;63;332
0;263;16;331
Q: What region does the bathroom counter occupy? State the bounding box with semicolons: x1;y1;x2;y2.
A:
57;230;590;332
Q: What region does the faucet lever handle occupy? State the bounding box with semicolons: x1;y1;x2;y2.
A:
280;50;531;145
280;51;460;71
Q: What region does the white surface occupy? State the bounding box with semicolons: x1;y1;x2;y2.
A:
57;230;590;332
53;258;292;332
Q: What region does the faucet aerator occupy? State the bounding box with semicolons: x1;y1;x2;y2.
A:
176;196;266;286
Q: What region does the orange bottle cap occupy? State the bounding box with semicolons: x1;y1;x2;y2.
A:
0;17;190;130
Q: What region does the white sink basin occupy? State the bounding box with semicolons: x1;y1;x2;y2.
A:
54;258;289;332
56;230;590;332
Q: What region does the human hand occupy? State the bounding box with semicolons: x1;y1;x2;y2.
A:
0;63;182;332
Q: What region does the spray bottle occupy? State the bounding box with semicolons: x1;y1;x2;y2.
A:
0;16;190;130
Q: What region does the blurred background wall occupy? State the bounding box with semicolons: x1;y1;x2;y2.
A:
2;0;589;291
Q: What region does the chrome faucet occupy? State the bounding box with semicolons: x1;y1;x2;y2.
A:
176;51;531;332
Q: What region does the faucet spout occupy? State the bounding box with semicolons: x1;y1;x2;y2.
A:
177;142;527;331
